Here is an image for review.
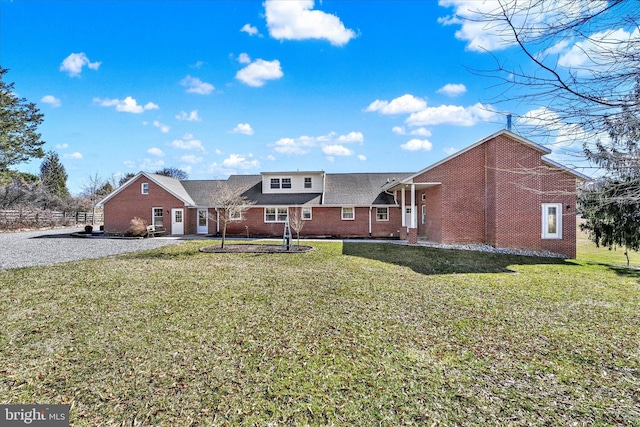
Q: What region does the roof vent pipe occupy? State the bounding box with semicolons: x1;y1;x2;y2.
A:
506;114;512;131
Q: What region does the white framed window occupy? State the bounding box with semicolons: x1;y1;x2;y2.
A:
421;193;426;201
265;207;288;222
152;207;163;227
270;178;280;189
282;178;292;189
542;203;562;239
141;183;149;194
304;177;312;189
229;207;242;221
342;207;355;220
376;207;388;221
302;207;312;220
421;205;426;225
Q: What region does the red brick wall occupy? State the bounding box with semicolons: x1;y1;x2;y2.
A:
412;133;578;257
103;176;189;235
222;206;403;238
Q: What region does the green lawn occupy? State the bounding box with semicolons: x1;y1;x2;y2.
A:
0;236;639;425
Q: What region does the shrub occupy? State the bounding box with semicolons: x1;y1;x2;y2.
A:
126;217;147;237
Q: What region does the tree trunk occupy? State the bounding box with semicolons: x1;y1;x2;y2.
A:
221;222;227;249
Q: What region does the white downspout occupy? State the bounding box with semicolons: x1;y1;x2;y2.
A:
216;209;220;233
401;186;406;227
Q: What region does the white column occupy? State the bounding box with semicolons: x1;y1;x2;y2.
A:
410;184;416;228
401;187;406;227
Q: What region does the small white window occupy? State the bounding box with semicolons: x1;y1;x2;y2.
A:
376;207;388;221
153;207;163;227
421;193;426;201
229;207;242;221
270;178;280;189
421;205;426;225
282;178;292;189
542;203;562;239
141;183;149;194
304;177;312;189
265;207;288;222
302;207;312;220
342;207;355;220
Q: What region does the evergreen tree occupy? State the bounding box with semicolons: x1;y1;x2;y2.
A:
0;67;46;173
39;150;70;199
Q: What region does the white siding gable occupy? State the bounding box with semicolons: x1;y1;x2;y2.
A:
261;172;324;194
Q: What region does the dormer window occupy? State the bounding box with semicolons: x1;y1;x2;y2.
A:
141;183;149;194
304;177;312;189
282;178;292;189
270;178;280;189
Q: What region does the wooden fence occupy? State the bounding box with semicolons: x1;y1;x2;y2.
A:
0;209;104;230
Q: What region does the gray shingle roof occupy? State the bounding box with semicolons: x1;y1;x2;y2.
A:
323;173;412;205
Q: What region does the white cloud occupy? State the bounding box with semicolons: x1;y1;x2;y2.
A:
237;53;252;64
392;126;432;137
357;154;367;161
94;96;159;113
175;110;201;122
215;149;223;155
139;158;165;170
558;28;639;72
180;154;203;164
406;103;497;127
266;154;276;161
401;139;433;151
153;120;170;133
231;123;254;135
147;147;164;157
272;131;362;155
236;59;283;87
190;61;205;69
60;52;101;77
443;147;459;155
322;144;353;156
338;131;364;143
41;95;61;107
437;83;467;97
241;24;261;37
180;75;214;94
365;94;427;115
222;153;260;169
55;143;68;149
169;138;206;152
64;152;83;159
264;0;356;46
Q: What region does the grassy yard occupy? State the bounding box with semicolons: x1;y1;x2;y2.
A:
1;236;639;426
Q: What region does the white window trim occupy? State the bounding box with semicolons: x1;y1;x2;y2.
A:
342;206;355;221
542;203;562;239
152;207;163;227
228;208;242;221
302;207;312;220
265;207;288;223
375;207;389;222
281;178;292;189
270;178;280;189
141;183;149;194
304;177;312;189
421;205;426;225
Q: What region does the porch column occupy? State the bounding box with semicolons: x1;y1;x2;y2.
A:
409;183;418;244
401;187;406;227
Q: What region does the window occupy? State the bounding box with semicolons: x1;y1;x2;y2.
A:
542;203;562;239
376;207;389;221
265;207;288;222
421;193;426;201
198;210;207;227
421;205;426;225
229;207;242;221
302;207;312;220
342;207;355;220
153;208;163;227
270;178;280;189
141;183;149;194
304;177;312;189
282;178;292;189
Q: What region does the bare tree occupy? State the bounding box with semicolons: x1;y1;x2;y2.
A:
452;0;637;161
207;182;255;249
288;207;305;248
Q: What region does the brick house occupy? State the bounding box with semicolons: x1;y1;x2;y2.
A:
99;130;587;257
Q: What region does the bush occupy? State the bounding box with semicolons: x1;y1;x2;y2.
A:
126;217;147;237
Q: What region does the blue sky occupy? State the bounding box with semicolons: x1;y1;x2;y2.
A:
1;0;612;194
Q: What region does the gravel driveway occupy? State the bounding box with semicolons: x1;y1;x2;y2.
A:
0;228;190;270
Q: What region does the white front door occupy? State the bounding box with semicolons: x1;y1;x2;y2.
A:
171;208;184;235
404;206;417;228
197;209;208;234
